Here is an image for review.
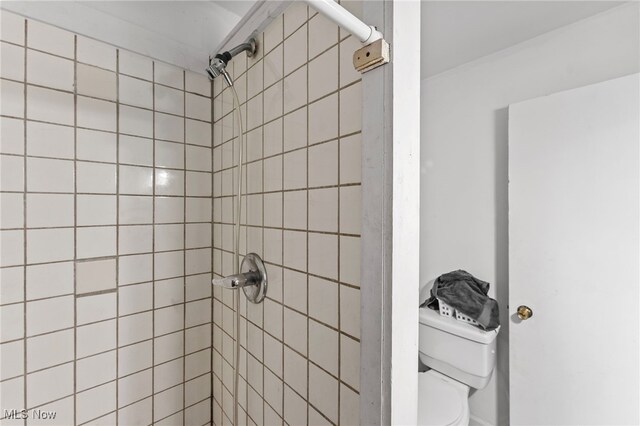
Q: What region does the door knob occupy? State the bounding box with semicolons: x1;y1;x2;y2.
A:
517;305;533;320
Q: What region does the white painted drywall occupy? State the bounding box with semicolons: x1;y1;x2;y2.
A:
419;3;639;425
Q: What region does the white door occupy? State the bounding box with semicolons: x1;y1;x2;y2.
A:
508;74;639;425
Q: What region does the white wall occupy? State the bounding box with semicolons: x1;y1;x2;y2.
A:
419;3;639;425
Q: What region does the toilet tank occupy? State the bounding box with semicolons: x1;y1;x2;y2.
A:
419;307;499;389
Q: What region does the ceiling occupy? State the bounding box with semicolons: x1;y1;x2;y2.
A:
1;1;258;74
421;1;624;79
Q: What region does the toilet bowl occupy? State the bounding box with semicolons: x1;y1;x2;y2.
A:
418;370;469;426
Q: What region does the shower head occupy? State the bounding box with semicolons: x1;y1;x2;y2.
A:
206;38;258;86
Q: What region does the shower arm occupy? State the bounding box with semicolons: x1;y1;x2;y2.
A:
303;0;389;72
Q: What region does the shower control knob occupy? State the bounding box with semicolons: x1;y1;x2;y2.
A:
516;305;533;320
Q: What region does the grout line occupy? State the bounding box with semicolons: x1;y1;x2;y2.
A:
150;59;156;424
182;68;187;426
22;16;28;426
72;31;79;426
114;45;121;426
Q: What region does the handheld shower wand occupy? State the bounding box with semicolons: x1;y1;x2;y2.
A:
205;38;257;86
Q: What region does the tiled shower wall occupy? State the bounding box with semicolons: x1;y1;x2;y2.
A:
0;12;214;425
211;2;362;425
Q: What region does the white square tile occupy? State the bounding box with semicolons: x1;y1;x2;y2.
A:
27;228;73;263
283;65;306;114
118;340;152;377
308;363;338;423
154;331;183;364
0;229;23;267
264;44;283;88
27;85;73;125
76;381;116;424
154;223;183;252
77;161;116;193
77;36;116;71
26;363;74;408
120;224;153;255
284;268;307;313
264;192;282;228
77;128;117;163
185;247;210;275
119;50;153;80
340;81;362;135
283;107;306;152
0;154;23;192
1;42;24;81
119;135;153;166
284;25;307;75
283;347;307;396
339;36;361;87
119;75;153;109
264;81;283;122
309;46;338;102
284;385;307;426
0;116;24;155
76;350;116;392
186;93;211;122
1;79;24;119
310;406;332;426
186;118;212;147
155;140;184;169
119;165;153;195
153;385;183;422
76;226;117;259
26;157;73;193
118;397;152;426
308;140;338;188
339;133;361;184
76;258;116;294
26;193;74;227
118;369;152;408
78;96;117;131
309;93;338;144
27;50;74;91
264;118;282;157
283;148;306;190
1;12;25;45
185;348;209;379
283;230;306;271
154;250;184;280
184;323;210;353
340;185;361;234
26;329;73;373
119;195;153;225
308;13;339;59
26;261;73;300
185;223;211;249
308;232;338;280
155;168;184;196
27;121;74;159
246;161;262;194
246;93;263;131
155;61;183;89
156;196;184;223
185;398;211;425
284;1;308;38
26;295;73;336
120;105;153;138
155;84;184;115
118;253;152;285
0;193;22;229
77;292;116;324
0;340;23;380
118;312;151;346
77;63;117;101
263;228;283;265
340;236;360;286
0;303;23;341
283;190;307;230
186;171;211;197
263;298;283;341
154;304;184;336
340;383;360;425
340;334;360;390
308;276;338;327
186;145;212;172
309;320;339;375
264;14;283;54
119;282;152;315
185;71;210;96
156;112;184;142
77;194;117;226
247;60;263;100
154;277;183;309
283;307;307;355
27;20;73;58
0;266;23;304
340;285;360;337
309;187;338;232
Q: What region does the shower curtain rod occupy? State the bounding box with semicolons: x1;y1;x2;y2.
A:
303;0;383;45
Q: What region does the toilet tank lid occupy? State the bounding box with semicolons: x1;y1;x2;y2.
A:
419;307;499;344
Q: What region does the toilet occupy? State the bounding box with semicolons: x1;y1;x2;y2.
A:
418;303;499;425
